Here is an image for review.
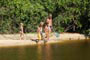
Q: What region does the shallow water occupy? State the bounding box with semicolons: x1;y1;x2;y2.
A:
0;40;90;60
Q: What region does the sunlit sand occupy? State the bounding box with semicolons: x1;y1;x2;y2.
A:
0;33;89;47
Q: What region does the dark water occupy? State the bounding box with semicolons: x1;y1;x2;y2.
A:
0;40;90;60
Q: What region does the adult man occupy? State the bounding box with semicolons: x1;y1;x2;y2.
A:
45;14;53;40
46;14;52;32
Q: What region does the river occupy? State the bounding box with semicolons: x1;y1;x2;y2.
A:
0;40;90;60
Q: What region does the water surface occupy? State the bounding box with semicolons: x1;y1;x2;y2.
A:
0;40;90;60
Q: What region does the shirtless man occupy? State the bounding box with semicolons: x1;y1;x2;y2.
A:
46;14;52;32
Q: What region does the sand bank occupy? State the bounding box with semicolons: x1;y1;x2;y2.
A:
0;33;89;47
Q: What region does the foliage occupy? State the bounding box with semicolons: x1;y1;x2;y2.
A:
0;0;90;35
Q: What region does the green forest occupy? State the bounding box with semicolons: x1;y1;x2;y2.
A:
0;0;90;35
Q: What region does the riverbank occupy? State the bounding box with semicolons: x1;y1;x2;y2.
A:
0;33;89;47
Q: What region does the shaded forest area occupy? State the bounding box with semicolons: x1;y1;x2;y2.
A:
0;0;90;35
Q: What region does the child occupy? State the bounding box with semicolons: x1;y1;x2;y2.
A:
44;23;49;40
20;23;24;40
37;22;44;40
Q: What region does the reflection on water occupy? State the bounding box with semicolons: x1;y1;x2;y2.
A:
37;44;52;60
0;40;90;60
43;44;52;60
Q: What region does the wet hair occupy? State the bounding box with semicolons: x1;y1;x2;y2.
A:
43;22;48;28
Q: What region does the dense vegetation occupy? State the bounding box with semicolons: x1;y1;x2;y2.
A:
0;0;90;35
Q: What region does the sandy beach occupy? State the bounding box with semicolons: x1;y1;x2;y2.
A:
0;33;89;47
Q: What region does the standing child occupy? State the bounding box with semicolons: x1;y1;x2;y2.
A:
44;23;49;40
20;23;24;40
37;22;44;40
